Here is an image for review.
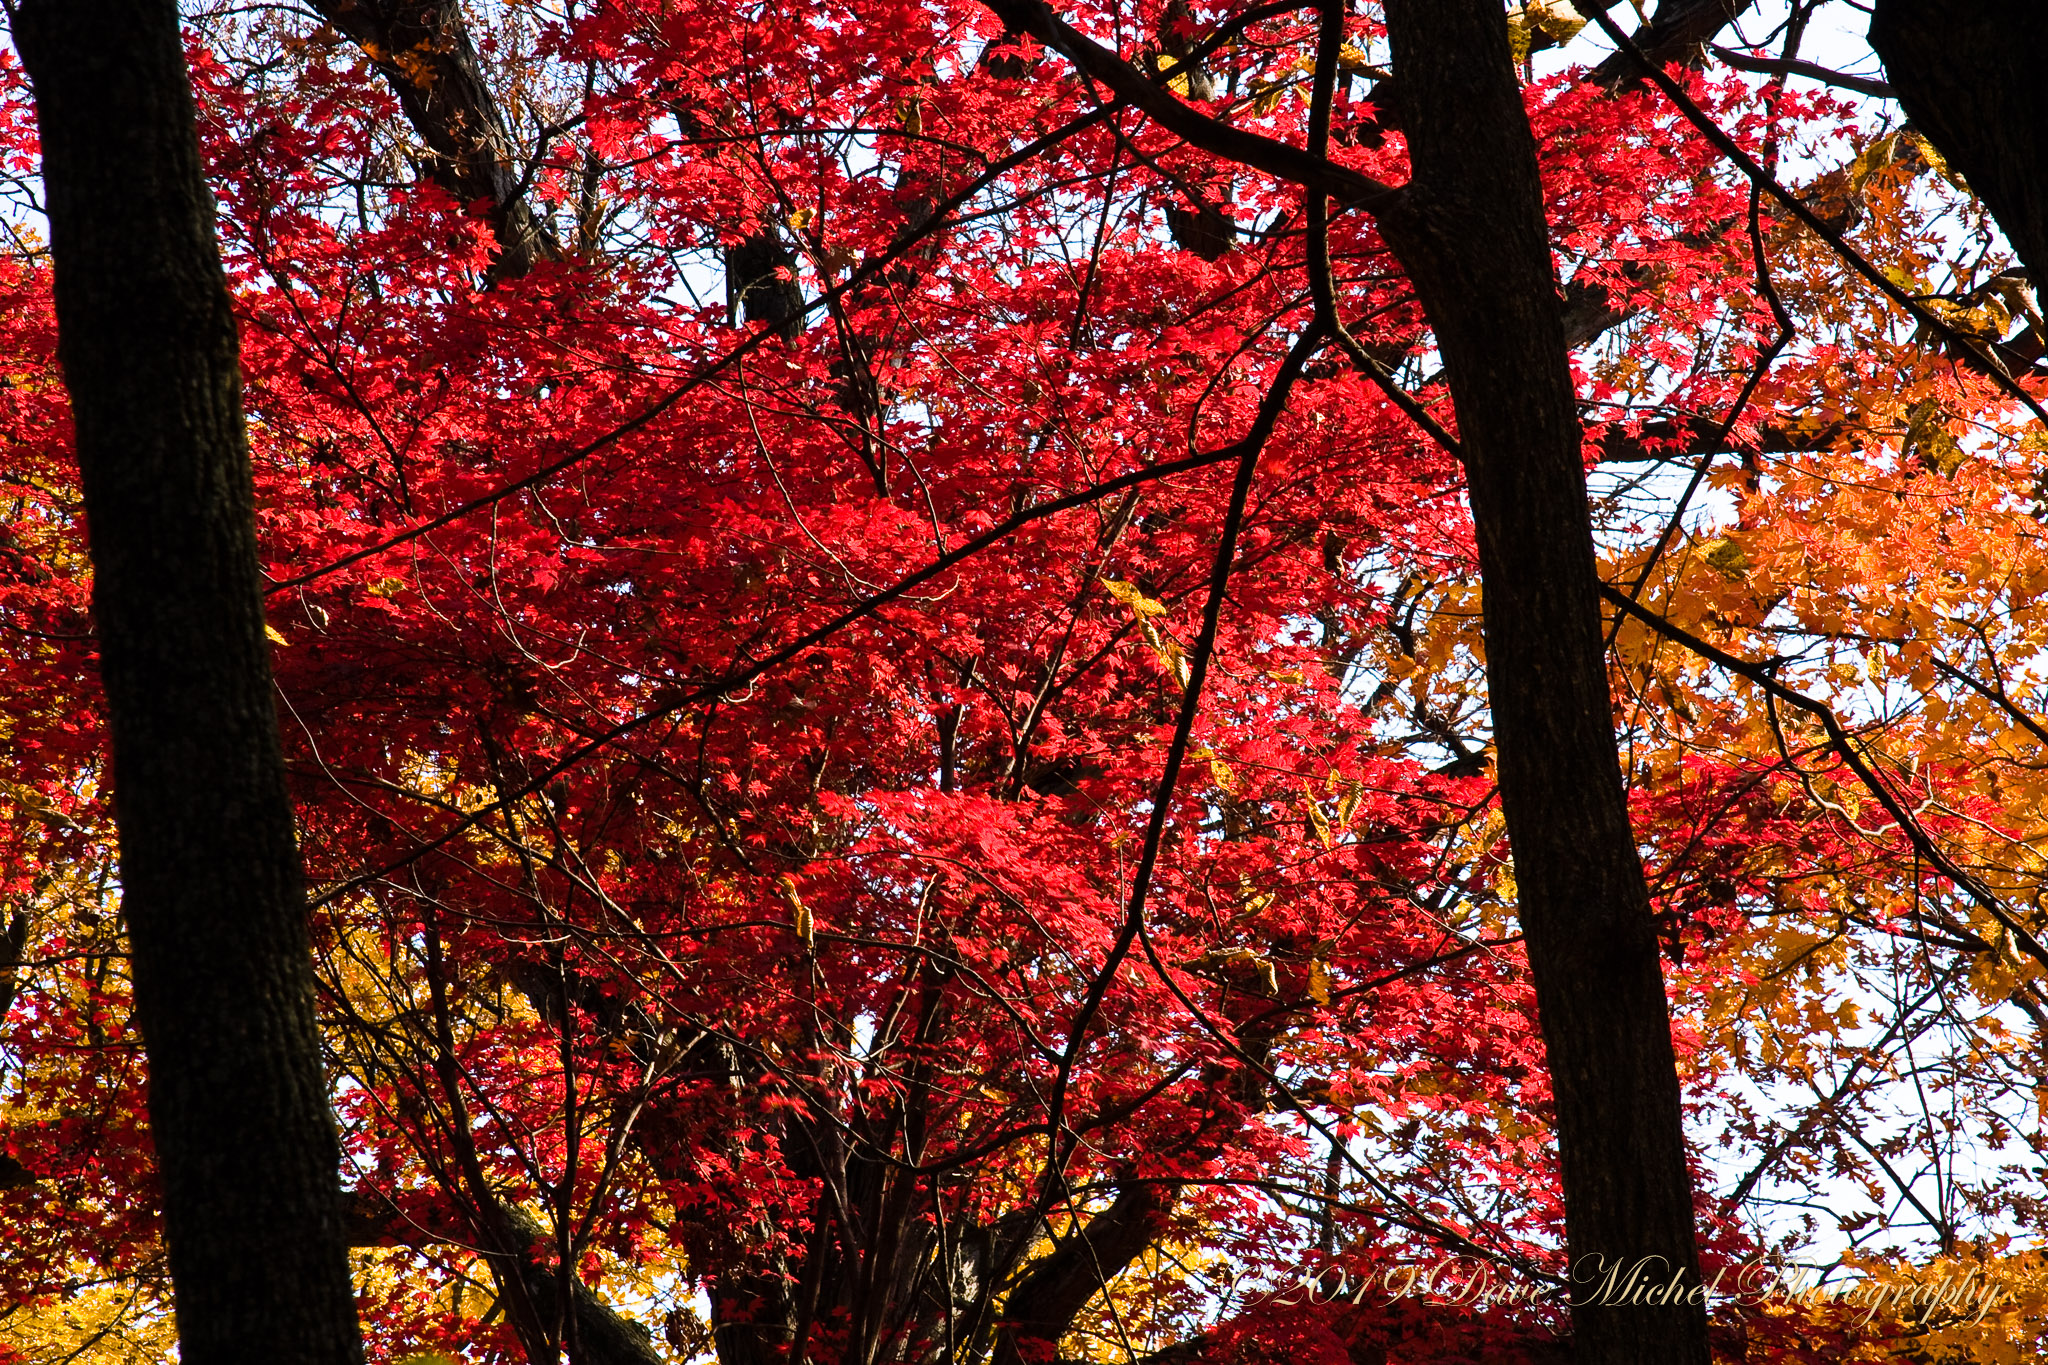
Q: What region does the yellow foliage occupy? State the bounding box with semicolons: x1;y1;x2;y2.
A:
0;1279;175;1364
1506;0;1587;63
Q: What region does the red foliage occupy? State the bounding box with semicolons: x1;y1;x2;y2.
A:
0;4;1867;1361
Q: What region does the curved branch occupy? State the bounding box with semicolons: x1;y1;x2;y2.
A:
313;0;562;281
1600;583;2048;972
976;0;1403;213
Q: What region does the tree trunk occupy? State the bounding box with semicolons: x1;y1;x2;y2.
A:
342;1191;663;1365
310;0;561;281
726;228;809;338
12;5;365;1362
1586;0;1759;91
1375;3;1709;1362
988;1182;1174;1365
1869;0;2048;288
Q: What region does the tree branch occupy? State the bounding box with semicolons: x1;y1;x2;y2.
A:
312;0;561;281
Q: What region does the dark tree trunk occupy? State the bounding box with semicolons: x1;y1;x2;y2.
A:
1869;0;2048;288
12;4;364;1362
342;1192;663;1365
726;228;809;339
1375;3;1709;1362
310;0;561;281
1586;0;1760;91
1156;0;1237;261
988;1182;1174;1365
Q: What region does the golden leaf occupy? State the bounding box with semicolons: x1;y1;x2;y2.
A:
1102;578;1168;617
1700;536;1750;579
1847;130;1905;194
1304;782;1333;848
1507;0;1586;62
779;874;812;945
1335;779;1363;830
1335;41;1377;76
1904;397;1967;476
1906;128;1971;195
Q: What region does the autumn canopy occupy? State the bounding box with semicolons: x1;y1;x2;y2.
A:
3;1;2048;1363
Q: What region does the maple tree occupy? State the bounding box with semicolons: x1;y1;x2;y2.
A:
7;2;2048;1364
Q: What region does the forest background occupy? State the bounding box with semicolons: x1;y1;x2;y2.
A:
6;0;2048;1362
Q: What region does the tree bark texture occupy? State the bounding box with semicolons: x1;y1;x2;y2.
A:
311;0;561;280
988;1182;1173;1365
1376;3;1709;1362
1587;0;1757;90
342;1190;663;1365
1869;0;2048;289
12;4;365;1362
726;228;809;338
